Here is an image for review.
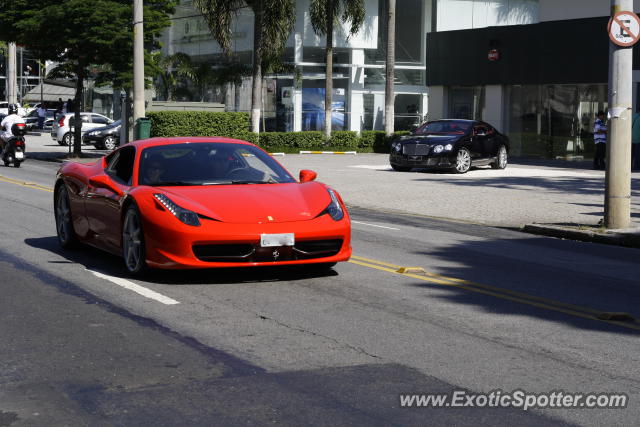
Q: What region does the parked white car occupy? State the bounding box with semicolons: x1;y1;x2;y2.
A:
51;112;114;146
0;102;27;117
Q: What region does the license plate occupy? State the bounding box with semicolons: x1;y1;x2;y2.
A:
15;151;24;160
260;233;294;247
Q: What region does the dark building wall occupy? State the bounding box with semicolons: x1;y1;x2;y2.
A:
426;17;640;86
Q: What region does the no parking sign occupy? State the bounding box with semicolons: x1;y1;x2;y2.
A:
608;10;640;47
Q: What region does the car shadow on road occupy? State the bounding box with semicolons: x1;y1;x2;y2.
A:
24;236;338;285
407;235;640;335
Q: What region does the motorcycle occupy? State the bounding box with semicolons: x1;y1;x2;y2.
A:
1;122;27;168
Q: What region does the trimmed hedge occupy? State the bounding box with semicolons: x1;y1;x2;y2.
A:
248;130;410;153
147;111;250;140
146;111;409;153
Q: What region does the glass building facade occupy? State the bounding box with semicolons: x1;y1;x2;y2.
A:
159;0;430;132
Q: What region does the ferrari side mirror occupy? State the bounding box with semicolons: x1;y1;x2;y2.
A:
299;169;317;183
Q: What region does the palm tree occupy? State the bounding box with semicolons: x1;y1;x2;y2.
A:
310;0;365;140
149;52;197;101
194;0;296;133
384;0;396;137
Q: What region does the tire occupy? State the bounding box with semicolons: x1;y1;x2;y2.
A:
103;135;118;150
13;161;20;168
62;132;73;146
391;164;411;172
122;205;148;275
55;185;78;249
453;148;471;174
491;145;508;169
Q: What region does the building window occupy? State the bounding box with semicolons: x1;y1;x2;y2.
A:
449;86;484;120
505;84;607;159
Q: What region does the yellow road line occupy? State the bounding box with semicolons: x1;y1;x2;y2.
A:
0;175;53;192
349;256;640;331
352;255;604;315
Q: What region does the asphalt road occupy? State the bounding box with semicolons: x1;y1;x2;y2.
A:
0;159;638;426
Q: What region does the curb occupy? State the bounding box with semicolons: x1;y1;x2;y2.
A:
522;224;640;249
299;151;357;155
27;152;103;164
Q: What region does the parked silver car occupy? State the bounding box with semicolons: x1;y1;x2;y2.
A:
51;112;114;146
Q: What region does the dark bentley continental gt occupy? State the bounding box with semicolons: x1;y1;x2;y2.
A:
389;119;509;174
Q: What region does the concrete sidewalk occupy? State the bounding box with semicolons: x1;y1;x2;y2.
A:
21;132;640;249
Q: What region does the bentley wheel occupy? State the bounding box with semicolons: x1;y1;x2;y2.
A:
55;185;77;248
103;135;117;150
454;148;471;174
391;164;411;172
491;145;508;169
122;205;148;275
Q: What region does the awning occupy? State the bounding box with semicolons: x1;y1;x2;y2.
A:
23;83;76;102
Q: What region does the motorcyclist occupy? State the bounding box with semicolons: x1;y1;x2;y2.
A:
0;104;25;153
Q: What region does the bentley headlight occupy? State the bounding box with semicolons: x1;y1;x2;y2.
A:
444;144;453;151
392;142;402;152
154;193;201;226
324;188;344;221
433;145;444;154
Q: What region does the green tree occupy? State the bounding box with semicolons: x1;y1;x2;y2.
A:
194;0;296;133
310;0;365;140
0;0;175;156
149;52;198;101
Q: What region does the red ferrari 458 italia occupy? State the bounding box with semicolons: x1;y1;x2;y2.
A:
54;137;351;275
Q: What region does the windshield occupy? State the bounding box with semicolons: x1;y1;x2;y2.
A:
414;121;472;135
139;142;296;186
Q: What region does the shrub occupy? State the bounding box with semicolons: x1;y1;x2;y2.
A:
329;131;359;149
147;111;250;139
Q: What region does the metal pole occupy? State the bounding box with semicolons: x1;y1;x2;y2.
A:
19;46;23;105
7;43;17;104
605;0;632;229
40;61;44;107
132;0;145;138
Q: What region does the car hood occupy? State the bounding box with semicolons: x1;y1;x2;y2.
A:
89;122;121;133
157;181;332;224
399;135;461;144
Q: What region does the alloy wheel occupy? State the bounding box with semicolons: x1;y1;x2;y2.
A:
63;133;73;146
122;207;146;274
55;186;75;247
103;135;117;150
455;148;471;173
498;146;507;169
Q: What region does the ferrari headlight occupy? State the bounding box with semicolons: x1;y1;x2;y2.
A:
444;144;453;151
325;188;344;221
433;145;444;154
154;193;201;226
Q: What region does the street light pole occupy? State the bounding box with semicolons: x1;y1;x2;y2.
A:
7;43;17;104
132;0;145;138
605;0;633;229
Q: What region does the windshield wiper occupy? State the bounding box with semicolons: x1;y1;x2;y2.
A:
230;180;273;184
153;181;202;186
